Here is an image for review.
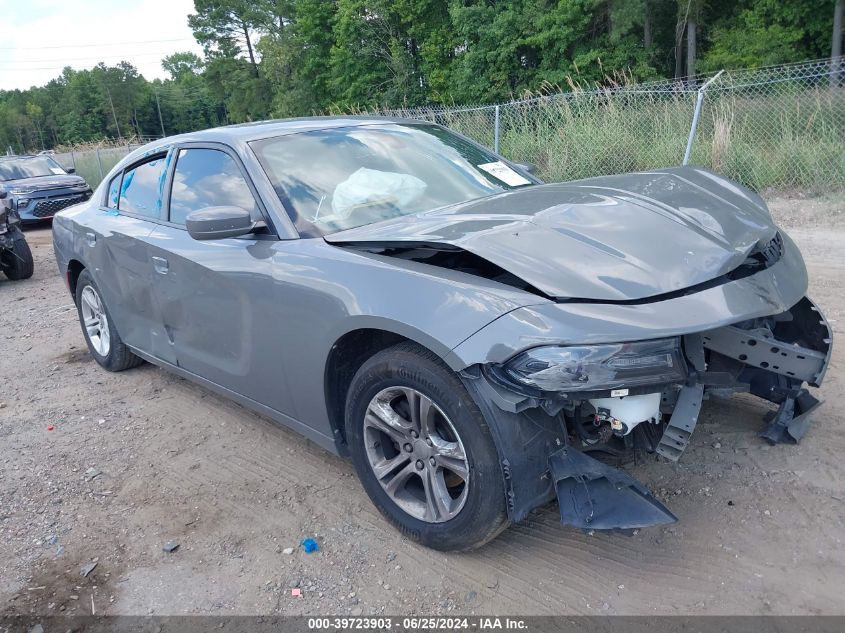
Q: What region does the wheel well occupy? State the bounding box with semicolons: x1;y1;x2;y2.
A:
67;259;85;302
324;329;411;452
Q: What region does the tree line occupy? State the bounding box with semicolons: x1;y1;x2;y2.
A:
1;0;841;153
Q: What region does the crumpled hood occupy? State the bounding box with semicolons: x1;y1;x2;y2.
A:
5;174;88;193
326;167;779;301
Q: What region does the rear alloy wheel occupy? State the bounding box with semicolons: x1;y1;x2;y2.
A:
74;269;144;372
80;285;111;357
346;342;508;550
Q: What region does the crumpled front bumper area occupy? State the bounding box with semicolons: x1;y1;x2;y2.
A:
467;296;833;532
701;296;831;445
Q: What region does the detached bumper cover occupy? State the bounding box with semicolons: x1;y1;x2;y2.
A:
759;389;822;445
549;447;676;530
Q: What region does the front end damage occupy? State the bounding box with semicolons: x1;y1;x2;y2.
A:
461;296;832;531
328;166;832;531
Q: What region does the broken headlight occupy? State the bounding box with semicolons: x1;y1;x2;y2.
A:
502;338;686;392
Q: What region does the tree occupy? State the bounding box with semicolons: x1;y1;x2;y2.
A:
329;0;413;107
834;0;844;87
162;52;205;80
25;102;45;150
259;0;338;116
1;0;841;153
203;57;272;121
188;0;274;72
701;0;835;71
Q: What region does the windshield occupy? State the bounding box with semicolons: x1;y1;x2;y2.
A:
250;123;533;236
0;157;68;181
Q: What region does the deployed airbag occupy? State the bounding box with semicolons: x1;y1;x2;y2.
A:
332;168;427;219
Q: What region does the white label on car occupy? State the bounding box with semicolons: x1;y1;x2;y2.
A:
478;161;531;186
610;388;629;398
50;167;65;174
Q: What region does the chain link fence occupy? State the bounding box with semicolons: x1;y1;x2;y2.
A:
378;57;845;192
50;58;844;193
51;142;150;189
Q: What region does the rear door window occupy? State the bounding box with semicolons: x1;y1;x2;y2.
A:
168;148;258;225
119;154;168;218
105;174;121;209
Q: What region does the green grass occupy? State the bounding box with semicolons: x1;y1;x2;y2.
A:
430;87;845;192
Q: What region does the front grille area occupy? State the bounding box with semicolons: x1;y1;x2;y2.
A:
32;194;88;218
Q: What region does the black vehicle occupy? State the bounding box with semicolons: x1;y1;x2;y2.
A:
0;155;92;224
0;187;34;280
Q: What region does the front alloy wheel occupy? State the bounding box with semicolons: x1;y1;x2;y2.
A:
346;342;508;551
364;386;470;523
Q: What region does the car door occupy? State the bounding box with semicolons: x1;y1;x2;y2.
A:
145;144;297;415
85;153;170;356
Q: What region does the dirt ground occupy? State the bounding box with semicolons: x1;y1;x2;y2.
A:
1;193;844;617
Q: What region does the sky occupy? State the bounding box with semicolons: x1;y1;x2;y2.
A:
0;0;205;90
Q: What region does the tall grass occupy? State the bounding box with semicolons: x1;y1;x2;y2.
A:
497;92;698;183
396;85;845;192
692;89;845;191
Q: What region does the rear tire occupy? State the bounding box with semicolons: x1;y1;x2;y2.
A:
345;341;509;551
75;268;144;372
1;231;34;280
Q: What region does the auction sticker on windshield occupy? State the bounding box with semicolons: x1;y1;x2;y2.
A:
478;161;531;186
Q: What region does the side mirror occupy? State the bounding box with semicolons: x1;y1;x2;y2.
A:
514;162;537;175
185;206;256;240
66;167;76;174
0;187;7;199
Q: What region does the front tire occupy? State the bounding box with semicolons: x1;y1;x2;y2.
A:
1;230;34;280
345;342;509;551
75;269;143;372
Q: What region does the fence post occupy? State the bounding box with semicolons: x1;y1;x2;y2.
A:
683;69;724;165
95;148;104;181
70;150;76;172
493;105;501;154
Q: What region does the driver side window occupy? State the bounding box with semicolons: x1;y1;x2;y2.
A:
168;148;258;226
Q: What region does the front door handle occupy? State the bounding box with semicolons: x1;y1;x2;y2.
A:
152;256;169;274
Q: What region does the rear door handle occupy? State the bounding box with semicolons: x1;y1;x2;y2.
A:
152;256;169;274
85;232;96;246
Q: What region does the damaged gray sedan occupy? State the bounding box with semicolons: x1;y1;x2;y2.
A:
52;118;832;550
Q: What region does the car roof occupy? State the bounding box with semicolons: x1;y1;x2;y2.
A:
147;116;429;147
0;155;39;161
